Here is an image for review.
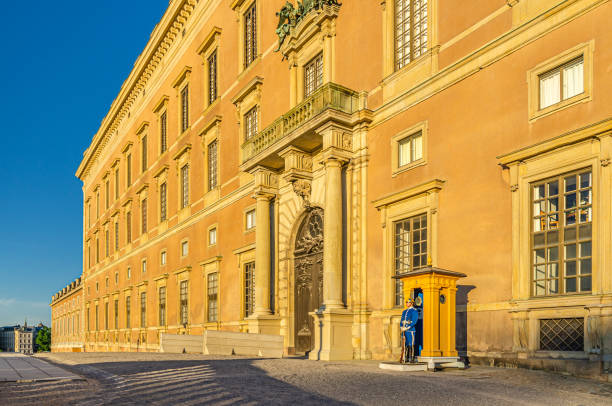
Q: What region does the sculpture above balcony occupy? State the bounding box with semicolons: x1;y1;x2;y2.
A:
275;0;342;55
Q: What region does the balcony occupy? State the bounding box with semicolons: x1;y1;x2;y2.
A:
241;82;360;171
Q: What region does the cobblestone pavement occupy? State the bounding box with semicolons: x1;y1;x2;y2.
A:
0;353;610;405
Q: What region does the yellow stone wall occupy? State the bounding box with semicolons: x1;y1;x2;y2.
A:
56;0;612;366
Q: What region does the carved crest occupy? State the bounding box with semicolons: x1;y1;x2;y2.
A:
291;179;312;207
275;0;342;54
294;207;324;257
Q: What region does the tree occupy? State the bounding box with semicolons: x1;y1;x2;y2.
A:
36;326;51;352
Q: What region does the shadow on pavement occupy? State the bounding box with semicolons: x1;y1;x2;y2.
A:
28;357;356;405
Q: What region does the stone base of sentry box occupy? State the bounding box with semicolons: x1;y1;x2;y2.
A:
378;361;428;372
417;356;465;371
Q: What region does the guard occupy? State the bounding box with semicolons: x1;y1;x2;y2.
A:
400;297;419;363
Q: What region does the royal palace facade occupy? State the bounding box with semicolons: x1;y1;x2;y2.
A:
53;0;612;376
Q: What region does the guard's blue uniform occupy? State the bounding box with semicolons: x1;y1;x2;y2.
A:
401;307;419;345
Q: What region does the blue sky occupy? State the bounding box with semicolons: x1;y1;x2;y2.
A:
0;1;168;326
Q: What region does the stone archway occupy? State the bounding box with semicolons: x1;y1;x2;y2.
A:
294;207;324;354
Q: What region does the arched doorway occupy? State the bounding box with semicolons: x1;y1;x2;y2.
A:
294;207;324;354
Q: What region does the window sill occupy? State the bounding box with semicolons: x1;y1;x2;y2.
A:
529;92;590;123
392;159;427;177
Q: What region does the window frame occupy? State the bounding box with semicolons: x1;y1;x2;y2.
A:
243;2;258;69
391;121;428;176
530;168;593;297
304;53;323;98
527;41;594;122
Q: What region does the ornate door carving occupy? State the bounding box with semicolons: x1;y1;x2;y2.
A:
294;207;323;353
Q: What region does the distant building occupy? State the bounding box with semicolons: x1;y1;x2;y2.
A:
0;326;18;352
50;277;84;352
0;323;42;354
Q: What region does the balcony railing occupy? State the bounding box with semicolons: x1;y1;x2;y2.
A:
242;82;360;163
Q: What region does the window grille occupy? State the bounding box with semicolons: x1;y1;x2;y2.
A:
159;287;166;326
180;281;189;325
141;198;147;234
115;169;120;200
208;140;218;191
394;213;428;306
141;135;148;172
127;212;132;243
540;318;584;351
96;191;100;218
104;303;109;330
96;238;100;263
160;111;168;154
140;293;147;328
160;182;167;222
531;170;592;296
207;272;218;322
95;305;99;331
208;51;218;105
127;154;132;186
126;297;131;328
304;53;323;97
181;165;189;209
244;107;258;140
105;180;110;209
114;299;118;329
395;0;428;70
244;3;257;68
105;230;109;257
244;262;255;318
114;221;119;252
181;86;189;133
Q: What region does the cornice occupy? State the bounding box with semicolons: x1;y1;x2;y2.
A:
153;95;170;113
76;0;199;181
372;179;445;209
231;76;264;105
172;66;193;88
198;115;223;137
173;144;192;160
197;26;222;55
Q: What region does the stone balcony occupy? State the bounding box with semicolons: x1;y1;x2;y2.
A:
240;82;363;172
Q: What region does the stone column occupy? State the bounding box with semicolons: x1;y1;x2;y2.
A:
254;192;273;316
323;157;344;309
248;167;280;335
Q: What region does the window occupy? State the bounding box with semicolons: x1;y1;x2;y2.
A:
127;267;132;280
209;227;217;246
160;111;168;154
244;2;257;68
394;213;428;306
180;281;189;325
96;190;100;218
398;131;423;167
115;272;119;285
115;168;120;200
105;180;110;209
104;302;109;330
114;221;119;252
531;170;592;296
207;272;218;322
181;165;189;209
181;241;189;257
105;229;110;257
304;53;323;97
180;85;189;133
87;203;91;227
246;209;256;230
244;107;258;140
141;135;148;172
140;292;147;328
96;237;100;263
127;154;132;186
114;299;119;329
95;304;99;331
160;182;167;222
208;140;218;191
159;287;166;326
142;259;147;274
161;250;167;266
395;0;428;70
539;57;584;109
244;262;255;318
126;296;131;328
141;198;147;234
126;211;132;243
208;51;218;105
